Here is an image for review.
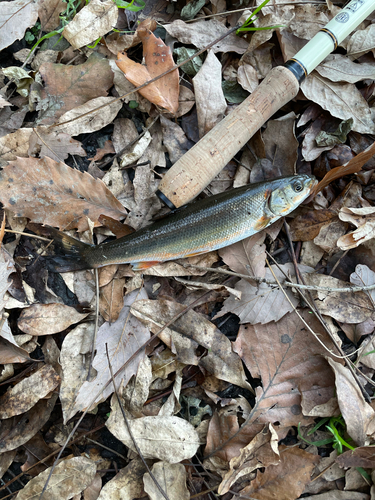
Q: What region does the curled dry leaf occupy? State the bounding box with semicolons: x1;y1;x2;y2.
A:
0;156;126;231
63;0;118;49
0;364;60;419
0;0;39;51
143;462;189;500
18;303;89;336
116;28;179;114
338;206;375;250
240;445;319;500
328;358;375;447
218;424;280;495
106;401;200;463
130;298;250;389
15;456;97;500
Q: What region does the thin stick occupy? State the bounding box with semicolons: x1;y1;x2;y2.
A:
4;229;51;242
105;344;170;500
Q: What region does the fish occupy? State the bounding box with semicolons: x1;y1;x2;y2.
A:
44;174;317;272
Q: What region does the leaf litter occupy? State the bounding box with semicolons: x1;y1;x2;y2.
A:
1;1;375;499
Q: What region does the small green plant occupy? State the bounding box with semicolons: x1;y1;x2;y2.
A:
237;0;285;35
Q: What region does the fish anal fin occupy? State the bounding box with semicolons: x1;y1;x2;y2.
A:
132;261;161;271
253;215;271;231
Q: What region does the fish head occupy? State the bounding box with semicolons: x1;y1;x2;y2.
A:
268;175;317;216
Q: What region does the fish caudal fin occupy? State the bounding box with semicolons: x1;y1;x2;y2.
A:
34;226;94;272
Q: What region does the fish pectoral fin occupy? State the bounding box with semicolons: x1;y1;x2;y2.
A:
132;261;161;271
253;215;271;231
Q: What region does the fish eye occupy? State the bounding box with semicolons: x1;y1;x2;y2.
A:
293;181;303;193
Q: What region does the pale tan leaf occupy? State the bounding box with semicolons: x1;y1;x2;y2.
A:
193;50;227;138
350;264;375;304
301;273;373;324
219;232;266;280
106;405;200;462
240;445;319;500
0;0;39;51
63;0;118;49
237;63;259;93
347;23;375;58
0;96;12;108
143;462;189;500
218;424;280;494
18;303;89;336
165;19;248;54
316;54;375;84
338;206;375;250
130;298;250;389
144;251;219;277
0;156;126;231
328;358;375;447
60;323;93;424
0;364;60;418
15;456;96;500
301;73;375;134
0;128;33;166
302;493;370;500
56;96;123;136
97;458;146;500
71;289;150;418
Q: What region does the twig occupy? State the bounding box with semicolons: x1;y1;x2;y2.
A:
105;344;170;500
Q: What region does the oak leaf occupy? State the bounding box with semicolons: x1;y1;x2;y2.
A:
116;29;179;114
0;156;127;231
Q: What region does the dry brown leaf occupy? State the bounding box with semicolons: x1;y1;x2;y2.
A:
218;424;280;494
144;462;189;500
106;400;200;462
310;141;375;198
130;298;250;389
160;115;193;164
143;251;219;277
99;276;125;322
0;128;33;166
208;310;337;457
0;364;60;419
96;458;146;500
328;358;375;447
59;323;92;424
15;456;96;500
63;0;118;49
301;273;373;324
289;209;337;241
219;232;266;281
347;23;375;58
338;206;375;250
70;289;150;419
116;28;179;114
240;445;319;500
28;127;86;162
0;338;31;364
0;0;39;51
193;50;227;138
0;156;126;231
303;493;370;500
165;19;248;54
18;303;89;336
336;446;375;469
301;73;375;134
350;264;375;303
37;53;114;124
38;0;66;31
0;395;57;453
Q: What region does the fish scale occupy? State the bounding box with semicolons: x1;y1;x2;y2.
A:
46;175;316;272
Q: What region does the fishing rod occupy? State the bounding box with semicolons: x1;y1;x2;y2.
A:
156;0;375;209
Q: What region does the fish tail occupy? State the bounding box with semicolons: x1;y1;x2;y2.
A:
36;226;95;272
